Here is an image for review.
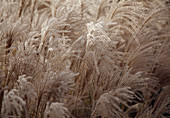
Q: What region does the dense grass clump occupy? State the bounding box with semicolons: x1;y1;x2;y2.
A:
0;0;170;118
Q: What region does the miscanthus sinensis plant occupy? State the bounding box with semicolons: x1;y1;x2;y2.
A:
0;0;170;118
